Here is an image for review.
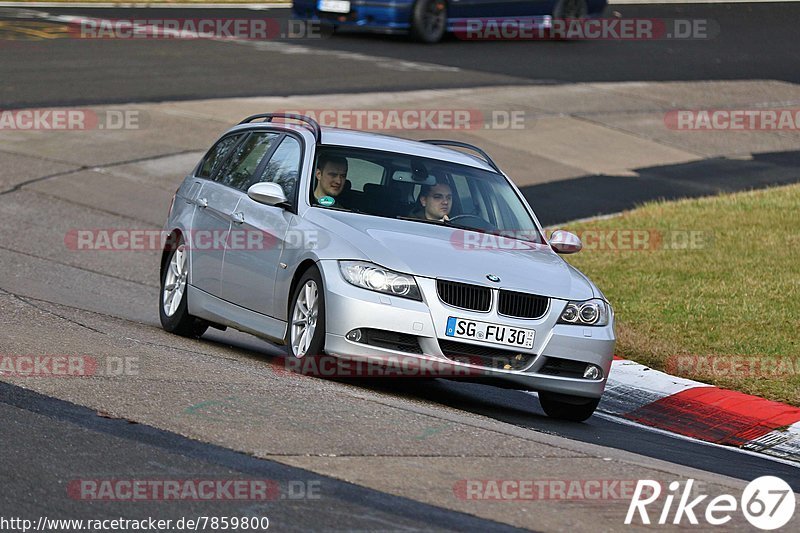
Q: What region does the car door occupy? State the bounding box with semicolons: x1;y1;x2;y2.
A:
221;134;303;318
188;132;246;298
449;0;551;19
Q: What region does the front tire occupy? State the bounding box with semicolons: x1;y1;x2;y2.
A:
159;237;208;338
539;392;600;422
410;0;447;43
287;266;326;359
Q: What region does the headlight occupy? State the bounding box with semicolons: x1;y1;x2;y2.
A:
338;261;422;301
558;298;610;326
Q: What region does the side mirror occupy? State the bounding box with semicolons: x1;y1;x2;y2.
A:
247;182;288;206
549;230;582;254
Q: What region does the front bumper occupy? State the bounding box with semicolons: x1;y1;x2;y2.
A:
292;1;413;32
319;260;615;398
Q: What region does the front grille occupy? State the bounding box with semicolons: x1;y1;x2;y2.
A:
362;329;422;354
439;339;534;370
436;280;491;312
498;290;549;319
538;357;587;379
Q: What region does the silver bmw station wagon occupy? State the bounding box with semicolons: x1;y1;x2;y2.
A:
160;114;615;421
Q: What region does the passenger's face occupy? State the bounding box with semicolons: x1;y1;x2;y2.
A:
421;184;452;220
315;162;347;197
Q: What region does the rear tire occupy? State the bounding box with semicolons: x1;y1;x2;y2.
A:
539;392;599;422
159;237;208;338
410;0;447;43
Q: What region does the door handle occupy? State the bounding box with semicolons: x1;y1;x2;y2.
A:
230;211;245;225
196;197;208;208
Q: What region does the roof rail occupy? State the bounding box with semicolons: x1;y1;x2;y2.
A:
238;113;321;143
420;140;501;173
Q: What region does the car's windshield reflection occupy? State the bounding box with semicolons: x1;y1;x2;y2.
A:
309;147;544;244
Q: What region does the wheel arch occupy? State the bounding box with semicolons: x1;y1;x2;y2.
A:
160;229;184;280
287;259;322;313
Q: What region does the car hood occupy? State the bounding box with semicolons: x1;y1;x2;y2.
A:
306;209;596;301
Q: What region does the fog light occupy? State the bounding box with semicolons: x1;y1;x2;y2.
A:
583;365;602;380
346;329;363;342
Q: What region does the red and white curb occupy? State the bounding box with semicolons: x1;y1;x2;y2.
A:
597;357;800;464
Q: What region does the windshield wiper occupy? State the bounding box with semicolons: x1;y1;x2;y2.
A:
396;216;542;244
395;216;448;226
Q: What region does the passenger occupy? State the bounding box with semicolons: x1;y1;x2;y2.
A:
313;155;348;206
415;182;452;221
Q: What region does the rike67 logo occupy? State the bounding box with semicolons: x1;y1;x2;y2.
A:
626;477;796;530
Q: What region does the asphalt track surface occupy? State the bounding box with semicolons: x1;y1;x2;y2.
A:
1;3;800;530
0;382;524;532
195;331;800;491
0;3;798;107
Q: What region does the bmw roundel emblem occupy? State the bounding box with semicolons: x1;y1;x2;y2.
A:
486;274;501;283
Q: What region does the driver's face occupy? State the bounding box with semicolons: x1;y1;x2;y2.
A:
421;184;452;220
315;162;347;197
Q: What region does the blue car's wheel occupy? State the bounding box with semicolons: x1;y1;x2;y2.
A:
410;0;447;43
552;0;589;19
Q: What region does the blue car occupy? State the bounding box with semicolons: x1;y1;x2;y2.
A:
292;0;607;43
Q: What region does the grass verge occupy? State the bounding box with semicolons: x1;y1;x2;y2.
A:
562;183;800;405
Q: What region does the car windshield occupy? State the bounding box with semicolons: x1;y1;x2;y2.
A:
310;147;544;244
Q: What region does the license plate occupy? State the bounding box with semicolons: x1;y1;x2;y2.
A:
317;0;351;13
445;317;535;349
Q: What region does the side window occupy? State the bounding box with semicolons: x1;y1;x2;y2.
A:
216;132;280;191
197;134;244;179
254;136;301;201
346;159;384;192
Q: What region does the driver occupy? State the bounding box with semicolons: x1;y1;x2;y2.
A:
416;182;452;221
313;155;348;206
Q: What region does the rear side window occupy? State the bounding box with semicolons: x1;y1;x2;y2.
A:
197;134;244;179
216;132;280;191
346;158;385;192
254;136;302;201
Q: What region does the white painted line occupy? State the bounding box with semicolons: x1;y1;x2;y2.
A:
525;388;800;467
2;0;796;7
0;2;290;7
235;39;460;72
2;0;796;6
742;421;800;461
594;412;800;468
32;11;460;73
600;359;710;415
527;356;799;465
